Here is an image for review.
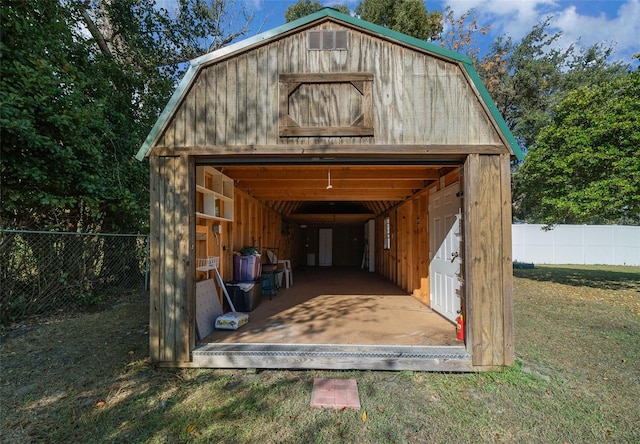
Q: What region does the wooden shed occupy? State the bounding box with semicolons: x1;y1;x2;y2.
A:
136;9;524;371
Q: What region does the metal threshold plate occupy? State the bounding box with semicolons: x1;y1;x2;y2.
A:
194;343;470;359
191;343;472;371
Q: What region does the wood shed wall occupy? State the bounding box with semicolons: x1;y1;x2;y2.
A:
156;21;503;149
149;155;195;363
464;154;515;367
144;14;517;369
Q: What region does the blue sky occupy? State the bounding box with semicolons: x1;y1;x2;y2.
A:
245;0;639;65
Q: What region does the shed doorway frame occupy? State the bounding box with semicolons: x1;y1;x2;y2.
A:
186;156;476;371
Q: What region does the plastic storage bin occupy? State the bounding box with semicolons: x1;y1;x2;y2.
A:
234;255;261;281
225;280;263;312
261;270;284;296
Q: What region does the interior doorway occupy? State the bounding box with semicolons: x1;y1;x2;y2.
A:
318;228;333;266
429;182;462;322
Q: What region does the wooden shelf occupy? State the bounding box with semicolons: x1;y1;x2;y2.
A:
196;166;234;221
195;212;233;222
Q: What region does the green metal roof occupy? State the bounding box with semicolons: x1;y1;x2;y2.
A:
135;8;523;161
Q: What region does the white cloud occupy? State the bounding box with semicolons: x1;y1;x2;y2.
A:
443;0;558;38
443;0;639;64
553;0;640;62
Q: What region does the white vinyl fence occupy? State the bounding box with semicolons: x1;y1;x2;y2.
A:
512;224;640;266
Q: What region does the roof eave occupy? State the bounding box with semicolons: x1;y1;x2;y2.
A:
461;61;523;161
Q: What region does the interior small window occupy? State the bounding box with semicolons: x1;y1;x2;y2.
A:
384;217;391;250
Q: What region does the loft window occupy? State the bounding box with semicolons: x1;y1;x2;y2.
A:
279;73;374;137
308;30;348;50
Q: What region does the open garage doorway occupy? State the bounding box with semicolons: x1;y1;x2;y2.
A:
189;161;469;369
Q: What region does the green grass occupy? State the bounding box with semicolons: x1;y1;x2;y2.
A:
1;265;638;443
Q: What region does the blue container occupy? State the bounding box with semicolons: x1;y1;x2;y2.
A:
261;270;284;296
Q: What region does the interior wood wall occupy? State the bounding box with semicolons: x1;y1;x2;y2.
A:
157;21;502;149
375;190;430;301
229;189;300;280
375;168;460;303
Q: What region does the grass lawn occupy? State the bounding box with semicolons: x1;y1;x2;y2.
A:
1;265;638;443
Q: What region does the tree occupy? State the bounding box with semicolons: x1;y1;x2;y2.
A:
355;0;442;41
285;0;349;22
1;1;129;232
78;0;255;70
478;18;628;150
0;0;256;233
513;65;639;225
439;7;490;63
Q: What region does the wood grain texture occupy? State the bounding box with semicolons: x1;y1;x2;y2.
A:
148;155;194;363
204;66;216;145
215;63;226;145
236;54;248;144
463;154;478;361
500;153;515;365
153;21;506;152
150;144;502;157
464;154;512;367
148;156;161;363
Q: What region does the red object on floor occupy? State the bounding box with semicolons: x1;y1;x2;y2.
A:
456;313;465;341
310;378;361;410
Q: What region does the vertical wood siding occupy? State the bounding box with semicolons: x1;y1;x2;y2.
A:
146;18;515;370
229;189;300;278
375;190;430;301
149;155;194;363
464;154;515;367
157;22;502;149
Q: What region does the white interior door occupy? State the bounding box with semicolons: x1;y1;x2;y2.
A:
429;183;462;322
318;228;333;266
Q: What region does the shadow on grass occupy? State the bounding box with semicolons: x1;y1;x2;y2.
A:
514;265;640;291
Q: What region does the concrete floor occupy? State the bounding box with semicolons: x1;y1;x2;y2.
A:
202;267;459;346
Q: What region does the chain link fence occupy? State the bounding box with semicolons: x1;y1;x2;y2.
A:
0;230;149;323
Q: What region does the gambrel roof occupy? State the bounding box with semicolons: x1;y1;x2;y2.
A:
135;8;523;161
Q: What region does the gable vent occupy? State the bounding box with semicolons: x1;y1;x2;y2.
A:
308;30;349;50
